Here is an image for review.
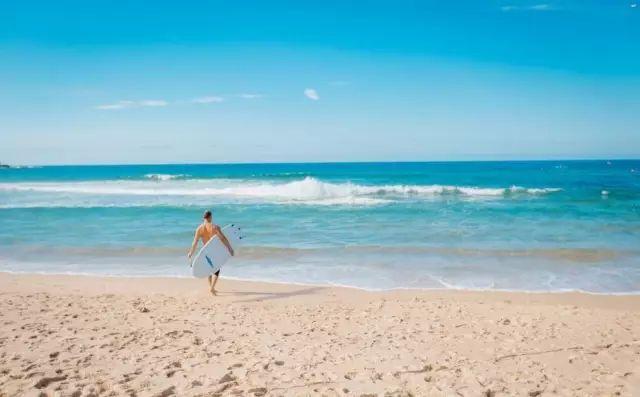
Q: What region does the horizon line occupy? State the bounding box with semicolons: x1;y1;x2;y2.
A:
3;157;639;168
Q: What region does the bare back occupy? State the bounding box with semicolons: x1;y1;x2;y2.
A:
197;222;218;245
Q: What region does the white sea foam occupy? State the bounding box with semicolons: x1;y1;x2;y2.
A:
144;173;188;181
0;177;561;207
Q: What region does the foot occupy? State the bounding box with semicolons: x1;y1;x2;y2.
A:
210;287;218;296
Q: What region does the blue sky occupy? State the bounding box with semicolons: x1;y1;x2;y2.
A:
1;1;639;164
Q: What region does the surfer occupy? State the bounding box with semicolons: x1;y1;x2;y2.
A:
188;210;234;295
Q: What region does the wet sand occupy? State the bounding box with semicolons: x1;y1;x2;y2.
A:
0;272;638;396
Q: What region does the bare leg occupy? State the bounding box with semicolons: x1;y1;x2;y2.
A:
210;270;220;295
207;275;215;295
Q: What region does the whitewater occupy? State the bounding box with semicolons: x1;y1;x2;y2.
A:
0;176;562;208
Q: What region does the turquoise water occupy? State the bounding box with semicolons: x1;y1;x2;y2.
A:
1;161;639;293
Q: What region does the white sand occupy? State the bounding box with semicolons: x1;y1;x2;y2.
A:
0;272;638;396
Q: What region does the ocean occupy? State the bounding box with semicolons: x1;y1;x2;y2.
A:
0;161;638;293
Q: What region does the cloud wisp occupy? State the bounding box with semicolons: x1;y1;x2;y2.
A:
304;88;320;101
191;96;224;104
138;100;168;107
95;89;319;110
238;93;264;99
95;100;168;110
96;96;226;110
500;4;555;12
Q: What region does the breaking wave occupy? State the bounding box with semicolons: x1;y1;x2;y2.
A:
0;177;561;207
144;173;189;181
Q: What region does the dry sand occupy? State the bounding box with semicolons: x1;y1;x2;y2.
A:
0;272;638;396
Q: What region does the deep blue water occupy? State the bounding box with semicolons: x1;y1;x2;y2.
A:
1;161;639;293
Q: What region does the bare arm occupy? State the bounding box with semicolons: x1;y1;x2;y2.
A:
187;227;201;260
215;226;234;256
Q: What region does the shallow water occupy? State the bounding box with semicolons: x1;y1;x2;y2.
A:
1;161;638;293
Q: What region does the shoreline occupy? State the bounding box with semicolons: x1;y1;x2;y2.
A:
2;272;639;311
1;272;639;395
2;269;640;298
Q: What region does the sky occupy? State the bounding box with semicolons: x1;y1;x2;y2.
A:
0;0;639;165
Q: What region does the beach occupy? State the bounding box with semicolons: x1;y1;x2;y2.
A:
1;273;638;396
4;0;640;394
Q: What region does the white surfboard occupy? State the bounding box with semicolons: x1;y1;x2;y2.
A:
191;224;244;278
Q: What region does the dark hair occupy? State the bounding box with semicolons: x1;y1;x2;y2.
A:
203;210;212;219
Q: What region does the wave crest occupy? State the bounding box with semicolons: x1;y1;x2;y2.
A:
0;176;561;207
144;173;189;181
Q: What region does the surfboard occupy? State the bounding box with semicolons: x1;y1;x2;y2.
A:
191;224;244;278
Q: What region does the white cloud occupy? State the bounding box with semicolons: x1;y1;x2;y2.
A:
500;4;555;11
95;100;166;110
138;100;168;107
304;88;320;101
191;96;224;104
238;93;264;99
530;4;552;10
95;101;135;110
